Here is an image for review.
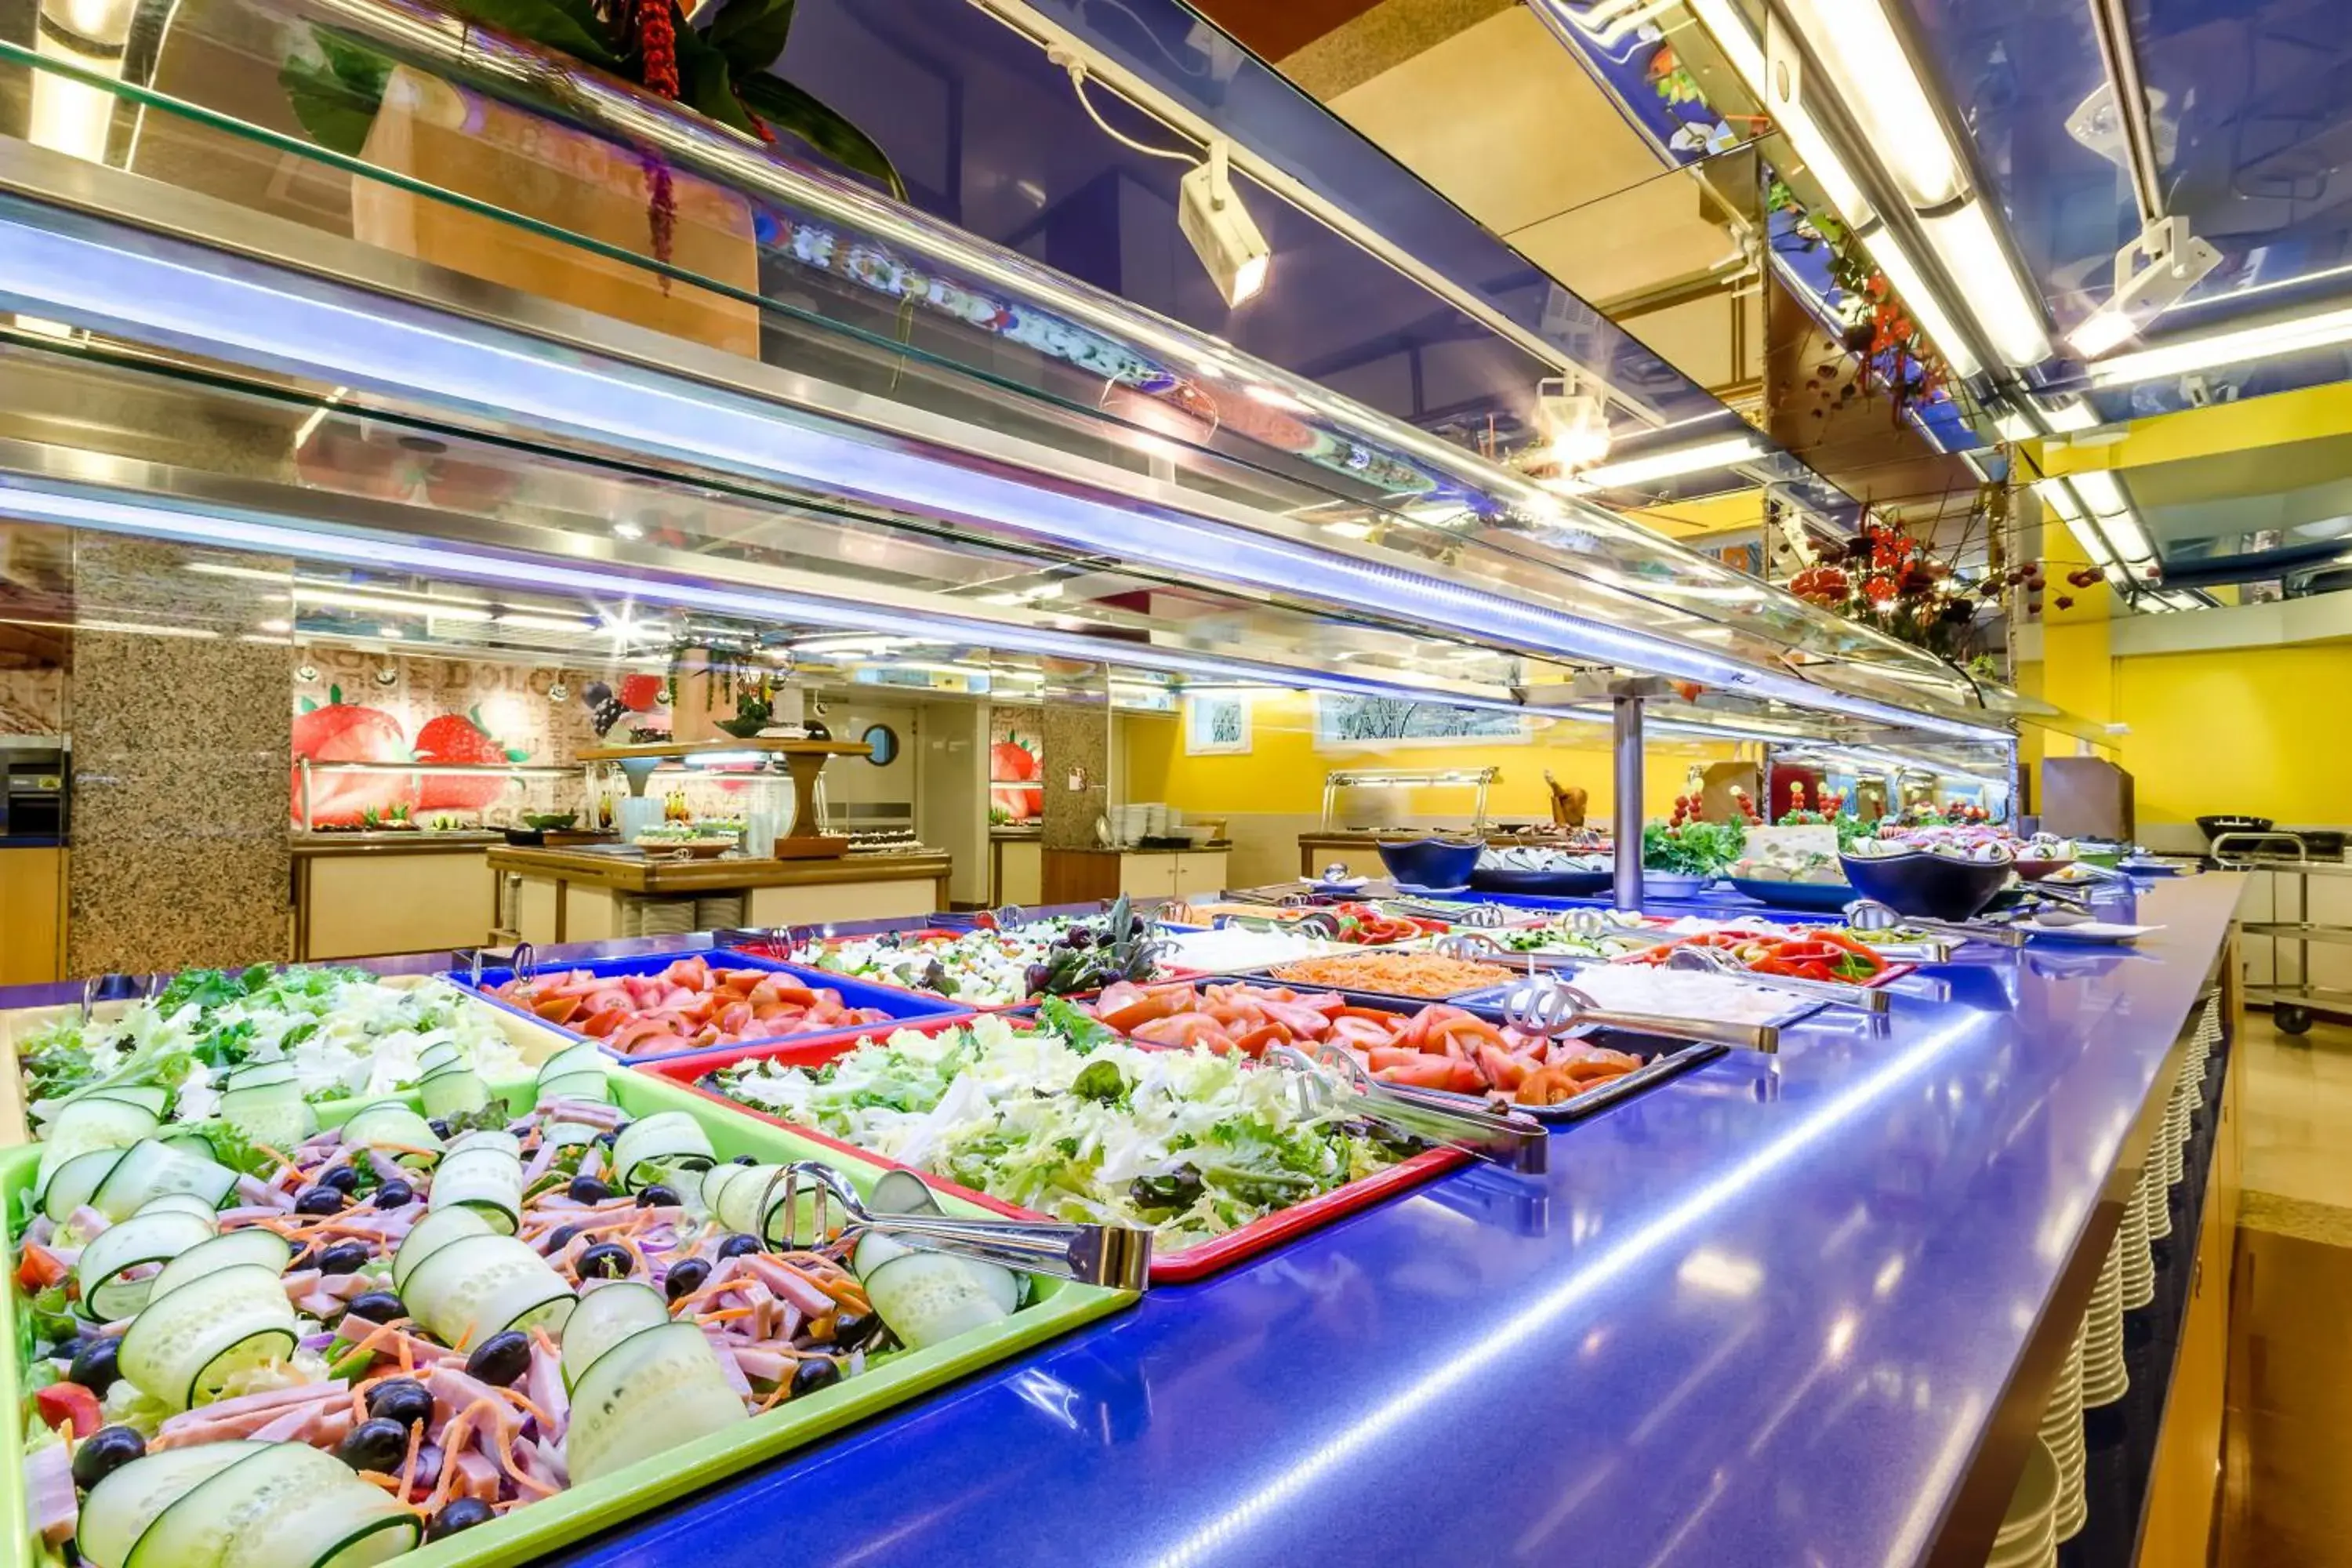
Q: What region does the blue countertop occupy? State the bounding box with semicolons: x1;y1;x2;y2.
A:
530;873;2236;1568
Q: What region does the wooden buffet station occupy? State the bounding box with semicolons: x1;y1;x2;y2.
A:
488;845;950;942
292;831;503;960
1043;845;1231;904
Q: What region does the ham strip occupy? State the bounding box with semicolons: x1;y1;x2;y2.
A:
25;1442;75;1544
742;1255;838;1318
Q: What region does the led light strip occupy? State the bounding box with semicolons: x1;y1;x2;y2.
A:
0;197;2011;743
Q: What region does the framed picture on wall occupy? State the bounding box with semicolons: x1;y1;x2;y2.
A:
1312;693;1527;749
1185;692;1252;755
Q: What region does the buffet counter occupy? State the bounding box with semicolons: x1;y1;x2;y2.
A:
1298;829;1595;877
535;873;2243;1568
291;830;503;961
488;844;953;943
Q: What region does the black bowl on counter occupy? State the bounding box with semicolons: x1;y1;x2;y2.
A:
1839;848;2014;921
1726;876;1854;913
1375;837;1483;891
2196;813;2273;842
1469;863;1614;897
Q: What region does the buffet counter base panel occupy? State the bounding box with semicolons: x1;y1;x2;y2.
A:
0;1071;1135;1568
530;876;2244;1568
488;846;952;945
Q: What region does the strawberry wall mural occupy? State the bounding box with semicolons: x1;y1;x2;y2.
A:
292;652;664;828
989;706;1042;825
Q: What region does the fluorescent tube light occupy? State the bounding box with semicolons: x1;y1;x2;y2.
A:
296;586;493;621
2066;307;2141;361
2037;396;2102;433
1686;0;1765;93
2063;470;2157;564
1857;224;1982;378
2034;479;2115;568
1780;0;1965;209
492;612;598;634
1570;434;1768;490
1920;202;2051;369
2087;303;2352;388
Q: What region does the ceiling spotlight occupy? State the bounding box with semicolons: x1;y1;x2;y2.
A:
1178;139;1271;307
2067;216;2222;360
1535;376;1611;470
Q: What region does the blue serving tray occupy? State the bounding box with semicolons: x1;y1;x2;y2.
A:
452;947;971;1063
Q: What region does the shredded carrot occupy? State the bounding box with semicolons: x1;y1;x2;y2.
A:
498;1385;550;1427
695;1305;757;1325
489;1419;557;1496
395;1417;424;1502
1268;952;1512;997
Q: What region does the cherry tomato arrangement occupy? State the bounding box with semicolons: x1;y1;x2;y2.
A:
1626;927;1889;985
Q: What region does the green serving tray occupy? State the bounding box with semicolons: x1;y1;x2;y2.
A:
2;1069;1138;1568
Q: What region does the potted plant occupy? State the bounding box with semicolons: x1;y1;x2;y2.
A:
281;0;901;356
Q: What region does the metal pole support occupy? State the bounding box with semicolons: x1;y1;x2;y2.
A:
1613;693;1644;913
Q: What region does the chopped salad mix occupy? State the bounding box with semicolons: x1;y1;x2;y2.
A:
18;967;529;1136
705;1008;1418;1250
1624;927;1890;985
793;897;1171;1006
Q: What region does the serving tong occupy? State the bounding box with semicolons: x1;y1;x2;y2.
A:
1262;1042;1548;1174
1388;898;1511;927
768;1161;1152;1291
460;941;537;989
1502;972;1780;1053
1662;942;1891;1014
79;971;156;1021
1841;897;2026;949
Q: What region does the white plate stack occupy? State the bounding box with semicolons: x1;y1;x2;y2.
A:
2041;1322;2089;1543
2083;1233;2130;1407
2140;1143;2173;1243
2119;1176;2156;1309
1984;1436;2060;1568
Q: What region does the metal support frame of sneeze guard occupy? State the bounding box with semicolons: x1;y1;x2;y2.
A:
1613;679;1666;914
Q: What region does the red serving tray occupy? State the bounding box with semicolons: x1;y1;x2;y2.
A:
1606;928;1916;989
733;929;1205;1013
637;1014;1468;1283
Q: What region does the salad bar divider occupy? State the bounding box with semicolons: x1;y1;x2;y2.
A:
453;950;971;1064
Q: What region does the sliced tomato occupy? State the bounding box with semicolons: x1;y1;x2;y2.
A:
532;995;582;1026
35;1382;100;1436
1372;1057;1457;1090
16;1243;67;1294
1225;1023;1286;1058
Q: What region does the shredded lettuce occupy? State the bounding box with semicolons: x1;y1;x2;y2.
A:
712;1014;1410;1250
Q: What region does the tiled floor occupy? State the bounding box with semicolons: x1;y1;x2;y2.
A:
2223;1013;2352;1565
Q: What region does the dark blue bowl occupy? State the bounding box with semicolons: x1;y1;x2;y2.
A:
1471;864;1614;896
1727;876;1855;913
1838;850;2013;921
1376;837;1483;890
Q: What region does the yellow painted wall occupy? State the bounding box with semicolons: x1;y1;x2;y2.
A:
1120;697;1732;822
2110;644;2352;825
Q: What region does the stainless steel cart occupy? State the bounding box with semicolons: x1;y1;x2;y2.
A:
2214;831;2352;1036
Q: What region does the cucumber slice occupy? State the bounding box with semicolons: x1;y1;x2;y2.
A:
610;1112;714;1192
124;1442;418;1568
219;1081;316;1152
710;1163;779;1236
558;1281;670;1391
419;1069;489;1122
869;1169;946;1216
36;1098;158;1199
445;1128;520;1159
338;1101;440;1155
117;1264;299;1410
91;1140;237;1221
156;1128;220;1159
389;1206;494;1294
538;1069;612;1104
403;1233;574;1349
147;1229;293;1304
78;1440;270;1568
543;1119;600;1149
222;1062;297;1091
134;1192;223;1222
79;1084;172;1116
42;1147;129;1223
565;1322;748;1486
861;1248;1018;1351
417;1040;464;1075
429;1146;523;1234
77;1210;216;1321
538;1042;606;1080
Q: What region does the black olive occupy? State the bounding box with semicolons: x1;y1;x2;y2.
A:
593;1131;618;1149
374;1180;415;1210
318;1165;360;1194
731;1154;758;1166
829;1311;880;1352
716;1232;762;1260
546;1225;579;1254
637;1183;681;1208
576;1243;633;1279
67;1338;121;1396
663;1258;711;1301
427;1119;452;1140
429;1497;496;1541
346;1290;405;1323
465;1330;532;1388
1064;928;1093;950
71;1425;145;1490
365;1377;434;1431
317;1241;370;1276
789;1356;840;1398
293;1186;345;1216
568;1174;612;1203
335;1417;410;1472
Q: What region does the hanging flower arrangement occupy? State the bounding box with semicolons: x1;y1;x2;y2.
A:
1769;180;1952;426
1787;510;2035;661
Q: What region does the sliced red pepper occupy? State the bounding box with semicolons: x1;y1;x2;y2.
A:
15;1243;67;1294
35;1382;100;1437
